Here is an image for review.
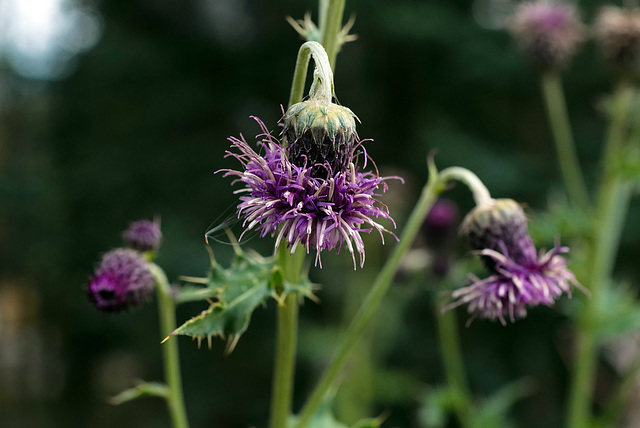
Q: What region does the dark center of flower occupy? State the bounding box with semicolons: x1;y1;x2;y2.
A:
98;289;115;301
286;127;353;177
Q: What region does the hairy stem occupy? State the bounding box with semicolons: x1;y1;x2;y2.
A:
151;264;190;428
540;71;589;210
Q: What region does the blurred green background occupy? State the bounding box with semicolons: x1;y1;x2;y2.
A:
1;0;639;427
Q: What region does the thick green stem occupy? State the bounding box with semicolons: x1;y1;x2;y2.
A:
269;245;305;428
151;264;190;428
540;71;590;210
269;289;301;428
566;82;635;428
436;302;474;428
294;167;444;428
320;0;347;69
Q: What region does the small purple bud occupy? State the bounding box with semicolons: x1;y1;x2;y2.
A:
123;219;162;252
423;198;459;277
87;249;155;312
424;198;459;251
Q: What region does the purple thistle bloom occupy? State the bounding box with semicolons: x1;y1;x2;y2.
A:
123;219;162;252
87;248;155;312
220;116;397;268
508;1;585;69
445;199;581;324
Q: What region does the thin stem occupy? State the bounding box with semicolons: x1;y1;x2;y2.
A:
540;71;590;210
566;81;635;428
151;264;190;428
435;300;474;428
294;169;443;428
288;41;334;108
438;166;493;206
321;0;347;69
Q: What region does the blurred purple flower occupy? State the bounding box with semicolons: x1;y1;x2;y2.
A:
445;199;581;324
220;116;397;268
123;219;162;252
424;198;459;277
87;249;155;312
509;1;585;69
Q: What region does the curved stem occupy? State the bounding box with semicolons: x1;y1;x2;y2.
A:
438;166;493;207
294;168;445;428
566;81;635;428
150;264;190;428
288;41;334;108
321;0;347;69
540;71;590;210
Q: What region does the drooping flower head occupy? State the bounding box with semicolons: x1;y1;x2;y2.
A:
446;198;580;324
508;1;585;70
87;248;155;312
423;198;459;277
595;5;640;72
220;42;396;268
123;219;162;253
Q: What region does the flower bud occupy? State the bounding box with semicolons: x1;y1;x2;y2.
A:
123;219;162;253
283;99;358;176
461;199;537;271
595;5;640;72
87;249;155;312
508;2;585;70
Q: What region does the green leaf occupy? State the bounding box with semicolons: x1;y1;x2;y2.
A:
173;284;219;304
170;250;276;352
472;378;535;428
594;282;640;341
288;400;383;428
418;387;461;428
108;381;169;405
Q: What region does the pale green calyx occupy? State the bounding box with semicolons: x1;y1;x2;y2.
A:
283;41;358;175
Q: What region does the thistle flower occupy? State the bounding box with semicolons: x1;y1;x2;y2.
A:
220;42;396;268
508;1;585;70
446;199;580;324
87;248;155;312
221;116;395;268
595;5;640;72
123;219;162;252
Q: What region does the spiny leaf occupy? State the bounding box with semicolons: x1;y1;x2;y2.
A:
170;250;275;350
108;381;169;405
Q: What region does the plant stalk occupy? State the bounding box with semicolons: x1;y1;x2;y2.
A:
151;264;190;428
540;71;590;210
294;167;444;428
320;0;347;69
566;81;634;428
436;300;474;428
